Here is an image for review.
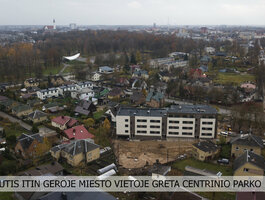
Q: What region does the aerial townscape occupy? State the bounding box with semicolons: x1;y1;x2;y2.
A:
1;1;265;200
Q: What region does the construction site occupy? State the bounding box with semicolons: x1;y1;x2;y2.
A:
113;140;195;169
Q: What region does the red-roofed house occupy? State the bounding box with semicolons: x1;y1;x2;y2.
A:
189;68;207;79
63;125;94;140
51;116;77;130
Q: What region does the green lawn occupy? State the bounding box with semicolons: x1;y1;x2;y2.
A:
0;121;29;137
43;65;63;75
0;192;14;200
172;158;233;176
93;110;105;120
214;73;255;86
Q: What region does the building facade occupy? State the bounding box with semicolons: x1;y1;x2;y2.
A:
116;105;217;139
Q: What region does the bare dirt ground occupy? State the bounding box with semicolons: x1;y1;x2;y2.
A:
113;139;195;169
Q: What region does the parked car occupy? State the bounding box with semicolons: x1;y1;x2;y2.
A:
217;158;229;165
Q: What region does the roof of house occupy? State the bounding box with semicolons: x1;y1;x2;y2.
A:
146;90;164;102
28;110;47;120
39;192;117;200
51;116;77;127
193;141;218;153
230;134;264;148
61;139;99;156
99;66;113;71
12;104;32;113
108;88;123;97
74;100;95;116
64;125;94;140
74;106;90;115
18;162;63;176
17;133;43;151
234;151;265;172
130;91;145;102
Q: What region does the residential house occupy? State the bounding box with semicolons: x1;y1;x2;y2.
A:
42;102;63;113
230;134;264;158
63;125;94;141
91;72;102;81
205;47;215;55
12;104;33;118
51;116;77;130
58;84;77;96
76;81;93;90
233;151;265;176
130;90;146;105
74;100;97;116
200;55;211;65
0;99;18;111
108;88;124;99
99;66;114;74
192;141;219;161
28;110;48;123
71;88;95;100
146;89;165;108
15;133;43;159
158;71;175;82
131;79;148;90
37;88;59;100
189;68;207;80
199;65;208;73
50;139;100;166
132;70;149;79
24;78;39;88
49;75;65;86
105;104;120;123
15;162;64;200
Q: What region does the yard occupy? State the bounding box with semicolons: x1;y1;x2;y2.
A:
0;120;29;137
172;158;233;176
214;72;255;86
43;65;63;75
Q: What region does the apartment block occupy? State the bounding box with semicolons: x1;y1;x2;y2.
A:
116;105;217;139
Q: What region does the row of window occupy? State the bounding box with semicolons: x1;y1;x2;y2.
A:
136;119;161;123
202;127;213;130
136;130;161;134
202;121;213;125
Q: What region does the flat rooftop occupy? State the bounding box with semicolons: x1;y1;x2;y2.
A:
117;105;217;116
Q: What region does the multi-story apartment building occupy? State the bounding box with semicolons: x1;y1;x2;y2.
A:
116;105;217;139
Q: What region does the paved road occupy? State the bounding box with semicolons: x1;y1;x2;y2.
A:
0;111;32;131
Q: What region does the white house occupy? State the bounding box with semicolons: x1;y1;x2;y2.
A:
99;66;114;74
91;72;102;81
205;47;215;55
76;81;93;90
71;88;95;100
58;85;78;95
37;88;59;100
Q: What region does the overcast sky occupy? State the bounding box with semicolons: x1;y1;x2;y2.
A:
0;0;265;25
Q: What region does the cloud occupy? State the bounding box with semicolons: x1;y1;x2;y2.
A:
128;1;142;9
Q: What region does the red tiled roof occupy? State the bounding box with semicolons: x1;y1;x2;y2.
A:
52;116;77;127
64;125;94;140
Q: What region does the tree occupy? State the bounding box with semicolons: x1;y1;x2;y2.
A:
130;53;137;64
32;124;39;133
6;135;17;147
103;118;111;133
35;137;51;157
83;118;95;127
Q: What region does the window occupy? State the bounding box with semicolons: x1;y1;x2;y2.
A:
125;119;129;122
201;133;212;136
182;132;192;135
183;121;193;124
250;149;253;152
137;125;147;128
202;121;213;125
183;127;193;130
235;147;239;151
150;125;160;128
243;168;249;172
137;130;147;134
168;132;179;135
169;120;179;124
150;120;160;123
137;119;147;122
125;130;129;133
150;131;160;134
169;126;179;129
125;124;129;127
202;127;213;130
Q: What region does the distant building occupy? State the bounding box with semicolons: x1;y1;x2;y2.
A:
24;78;39;88
51;116;77;130
28;110;48;123
99;66;114;74
69;23;77;30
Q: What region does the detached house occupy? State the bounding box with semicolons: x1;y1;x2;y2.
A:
24;78;39;88
108;88;124;99
12;104;33;118
74;100;97;116
231;134;264;158
37;88;59;100
234;151;265;176
146;90;165;108
50;139;100;166
51;116;77;130
63;125;95;141
15;133;43;159
28;110;48;123
192;141;219;161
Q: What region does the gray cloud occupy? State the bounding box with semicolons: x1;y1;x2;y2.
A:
0;0;264;25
